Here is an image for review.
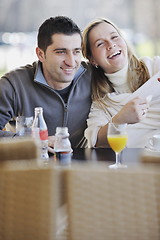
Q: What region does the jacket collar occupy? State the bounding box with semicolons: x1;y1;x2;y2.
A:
34;61;86;86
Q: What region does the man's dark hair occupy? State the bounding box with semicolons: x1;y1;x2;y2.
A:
37;16;82;52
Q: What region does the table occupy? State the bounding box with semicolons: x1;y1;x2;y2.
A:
71;148;142;164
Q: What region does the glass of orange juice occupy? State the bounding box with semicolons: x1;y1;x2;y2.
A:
107;122;128;169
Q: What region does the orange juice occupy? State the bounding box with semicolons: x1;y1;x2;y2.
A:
107;135;128;152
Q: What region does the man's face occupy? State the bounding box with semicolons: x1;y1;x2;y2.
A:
36;33;82;90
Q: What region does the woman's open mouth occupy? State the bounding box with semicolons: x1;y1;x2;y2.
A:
108;50;121;59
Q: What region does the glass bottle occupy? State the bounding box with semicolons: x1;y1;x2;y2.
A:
54;127;72;165
32;107;49;160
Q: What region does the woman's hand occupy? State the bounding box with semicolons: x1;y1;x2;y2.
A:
96;96;151;147
113;97;150;124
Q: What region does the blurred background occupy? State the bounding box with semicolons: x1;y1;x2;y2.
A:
0;0;160;77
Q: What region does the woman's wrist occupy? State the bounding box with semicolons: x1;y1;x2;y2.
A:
110;116;117;123
111;115;123;124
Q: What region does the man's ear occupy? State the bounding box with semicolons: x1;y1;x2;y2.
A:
36;47;45;62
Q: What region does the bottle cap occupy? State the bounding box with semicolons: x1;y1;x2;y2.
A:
56;127;69;135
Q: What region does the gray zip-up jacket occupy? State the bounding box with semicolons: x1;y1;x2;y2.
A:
0;61;92;147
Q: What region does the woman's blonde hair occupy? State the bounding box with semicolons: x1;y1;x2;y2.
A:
82;18;150;107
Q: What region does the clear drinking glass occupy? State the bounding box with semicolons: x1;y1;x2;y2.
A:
16;116;33;136
107;122;128;169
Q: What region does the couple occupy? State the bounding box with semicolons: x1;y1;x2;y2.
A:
0;16;160;151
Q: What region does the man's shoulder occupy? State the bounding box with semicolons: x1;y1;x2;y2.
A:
1;61;38;81
79;61;92;79
81;60;91;71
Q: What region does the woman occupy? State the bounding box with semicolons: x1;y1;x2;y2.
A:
82;18;160;148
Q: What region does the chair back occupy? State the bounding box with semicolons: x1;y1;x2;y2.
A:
0;138;39;161
0;160;58;240
65;163;160;240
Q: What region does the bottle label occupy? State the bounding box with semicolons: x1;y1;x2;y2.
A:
54;151;72;165
41;140;49;160
39;129;48;140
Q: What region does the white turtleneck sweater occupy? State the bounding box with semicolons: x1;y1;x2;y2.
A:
104;63;131;93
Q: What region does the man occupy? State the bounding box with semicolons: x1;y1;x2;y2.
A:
0;16;92;150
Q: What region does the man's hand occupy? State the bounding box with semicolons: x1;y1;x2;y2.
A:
48;135;56;153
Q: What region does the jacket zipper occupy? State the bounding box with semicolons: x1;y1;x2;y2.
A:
63;103;68;126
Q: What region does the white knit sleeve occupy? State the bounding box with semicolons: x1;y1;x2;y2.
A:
141;56;160;76
84;102;110;148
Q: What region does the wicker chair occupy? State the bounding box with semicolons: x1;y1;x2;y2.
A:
0;159;59;240
65;162;160;240
0;137;39;161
